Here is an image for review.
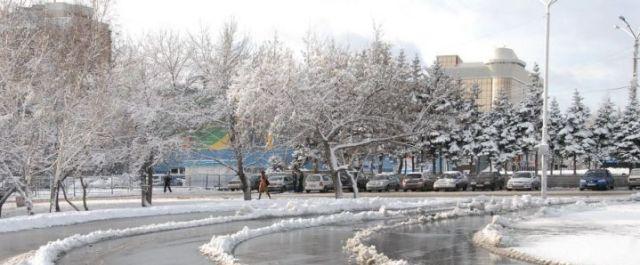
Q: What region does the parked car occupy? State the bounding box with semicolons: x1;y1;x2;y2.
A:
268;174;295;193
506;171;540;191
305;174;334;193
579;169;614;191
227;175;259;191
628;168;640;190
471;172;505;191
339;171;368;192
433;171;469;191
401;172;436;191
366;173;401;192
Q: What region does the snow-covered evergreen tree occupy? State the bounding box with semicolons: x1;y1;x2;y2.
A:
454;83;483;172
514;63;542;170
479;92;517;172
614;91;640;166
548;98;565;175
591;98;618;167
558;90;595;175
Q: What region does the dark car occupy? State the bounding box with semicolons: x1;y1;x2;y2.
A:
580;169;614;191
471;172;505;191
339;171;367;192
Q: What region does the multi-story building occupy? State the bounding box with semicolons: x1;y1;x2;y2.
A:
437;47;534;111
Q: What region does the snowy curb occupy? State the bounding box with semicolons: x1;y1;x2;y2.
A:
0;197;453;233
343;195;577;265
14;198;453;265
199;208;403;265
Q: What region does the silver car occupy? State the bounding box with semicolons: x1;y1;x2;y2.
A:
628;169;640;190
304;174;334;193
366;173;400;192
506;171;540;191
433;171;469;191
268;174;294;193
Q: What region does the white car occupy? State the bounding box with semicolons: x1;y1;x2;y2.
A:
366;173;400;192
433;171;469;191
628;169;640;190
304;174;334;193
506;171;540;191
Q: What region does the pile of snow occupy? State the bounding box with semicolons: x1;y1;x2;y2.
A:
0;197;457;233
473;215;512;247
200;208;401;265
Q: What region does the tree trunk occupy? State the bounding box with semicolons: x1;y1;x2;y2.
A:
438;148;443;173
469;156;475;175
0;187;16;218
411;155;416;172
80;176;89;211
145;165;153;205
550;154;555;177
573;153;577;176
396;155;404;174
534;151;539;176
60;181;79;211
378;153;384;174
560;156;563;176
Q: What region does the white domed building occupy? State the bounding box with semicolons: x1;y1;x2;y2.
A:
437;47;535;112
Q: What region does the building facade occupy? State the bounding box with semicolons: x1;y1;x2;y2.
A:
437;47;533;112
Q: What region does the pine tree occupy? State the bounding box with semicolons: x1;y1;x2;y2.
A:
558;90;595;175
514;63;543;170
456;83;483;173
548;98;565;175
479;91;517;173
614;92;640;167
591;98;618;167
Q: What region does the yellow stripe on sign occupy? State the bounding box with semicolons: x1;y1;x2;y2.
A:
209;133;231;150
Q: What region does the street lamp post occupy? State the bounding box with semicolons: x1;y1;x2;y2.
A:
615;16;640;100
539;0;558;199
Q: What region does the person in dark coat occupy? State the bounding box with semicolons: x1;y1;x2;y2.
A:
163;173;172;193
258;170;271;199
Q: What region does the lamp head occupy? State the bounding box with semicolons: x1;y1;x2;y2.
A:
619;15;627;22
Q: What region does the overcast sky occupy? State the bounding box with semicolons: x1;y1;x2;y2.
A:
102;0;639;111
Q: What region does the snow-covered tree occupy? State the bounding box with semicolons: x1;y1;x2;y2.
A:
455;83;484;173
514;64;542;170
614;91;640;167
590;98;618;167
479;92;518;173
548;98;565;176
558;90;595;175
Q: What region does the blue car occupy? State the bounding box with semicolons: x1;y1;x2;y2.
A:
579;169;615;191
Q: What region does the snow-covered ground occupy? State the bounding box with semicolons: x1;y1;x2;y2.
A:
475;192;640;265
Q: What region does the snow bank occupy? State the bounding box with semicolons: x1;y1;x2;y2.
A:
17;198;455;265
0;197;456;233
474;194;640;265
200;208;401;265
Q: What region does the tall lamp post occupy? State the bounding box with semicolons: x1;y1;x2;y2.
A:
539;0;558;199
615;16;640;100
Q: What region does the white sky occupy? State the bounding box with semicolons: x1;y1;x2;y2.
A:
61;0;640;111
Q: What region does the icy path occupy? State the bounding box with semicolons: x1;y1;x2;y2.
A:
474;193;640;265
8;197;457;265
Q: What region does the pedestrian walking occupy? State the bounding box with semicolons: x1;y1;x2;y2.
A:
163;173;172;193
258;170;271;199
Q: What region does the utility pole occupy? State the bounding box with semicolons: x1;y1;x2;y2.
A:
539;0;558;199
615;16;640;100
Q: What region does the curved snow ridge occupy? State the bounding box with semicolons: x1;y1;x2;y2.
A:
17;198;450;265
472;215;571;265
343;195;579;265
199;208;403;265
0;197;456;234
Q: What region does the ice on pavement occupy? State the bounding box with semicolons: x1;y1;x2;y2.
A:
14;197;456;265
200;208;399;265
